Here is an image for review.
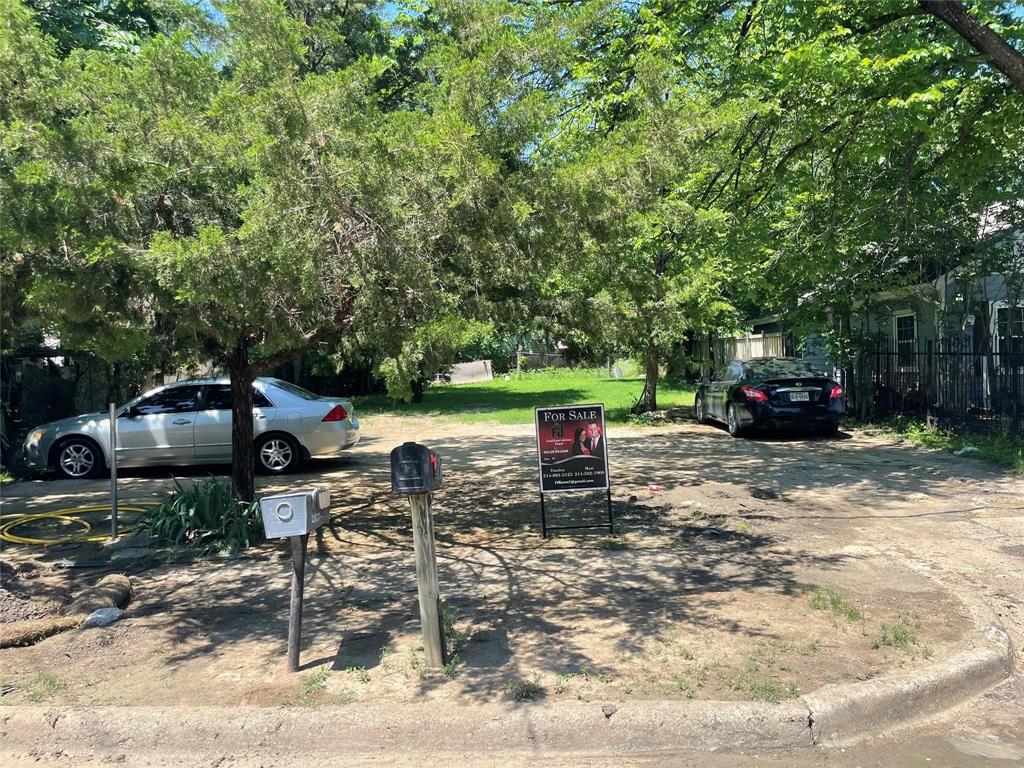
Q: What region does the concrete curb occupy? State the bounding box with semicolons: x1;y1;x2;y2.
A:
0;700;813;754
0;626;1013;756
804;624;1015;744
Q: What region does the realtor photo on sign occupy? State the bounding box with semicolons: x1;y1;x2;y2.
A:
535;404;610;493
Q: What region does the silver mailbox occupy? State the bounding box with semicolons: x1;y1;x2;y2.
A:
260;487;331;539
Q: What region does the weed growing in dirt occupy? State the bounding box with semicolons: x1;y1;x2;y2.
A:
730;646;798;704
345;665;370;683
441;607;471;677
748;680;799;703
443;654;461;678
505;677;544;701
24;673;66;702
300;668;329;698
874;623;916;649
808;587;864;622
408;651;429;680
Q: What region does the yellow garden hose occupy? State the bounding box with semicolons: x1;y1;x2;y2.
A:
0;502;158;547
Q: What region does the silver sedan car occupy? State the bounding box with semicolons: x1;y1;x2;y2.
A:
23;377;360;479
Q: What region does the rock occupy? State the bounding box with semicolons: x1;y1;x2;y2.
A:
953;446;979;456
601;704;618;719
83;607;124;628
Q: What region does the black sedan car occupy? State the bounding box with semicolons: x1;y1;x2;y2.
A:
694;357;845;437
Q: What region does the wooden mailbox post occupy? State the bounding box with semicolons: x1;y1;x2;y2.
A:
390;442;447;669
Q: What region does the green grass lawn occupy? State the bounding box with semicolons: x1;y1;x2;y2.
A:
355;368;696;425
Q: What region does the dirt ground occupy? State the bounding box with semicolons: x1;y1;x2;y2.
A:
0;416;1021;715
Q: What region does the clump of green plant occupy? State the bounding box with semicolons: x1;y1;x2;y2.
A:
344;665;370;683
23;673;67;702
300;668;328;698
440;607;471;677
874;623;916;649
809;587;864;622
505;677;544;701
730;645;798;704
748;680;798;703
142;477;263;552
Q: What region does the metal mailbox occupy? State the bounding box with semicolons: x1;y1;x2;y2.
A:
260;487;331;539
390;442;443;495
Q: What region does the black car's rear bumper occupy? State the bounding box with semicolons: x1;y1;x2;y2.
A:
735;402;844;430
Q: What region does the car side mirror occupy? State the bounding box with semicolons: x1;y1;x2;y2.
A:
119;406;136;418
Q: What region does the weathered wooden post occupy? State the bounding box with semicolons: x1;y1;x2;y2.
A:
391;442;447;669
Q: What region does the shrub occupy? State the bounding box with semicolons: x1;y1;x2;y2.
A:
142;477;263;552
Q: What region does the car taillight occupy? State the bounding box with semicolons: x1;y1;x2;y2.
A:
830;385;845;399
739;386;768;401
322;405;348;422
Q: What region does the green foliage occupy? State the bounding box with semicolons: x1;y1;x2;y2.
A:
377;317;493;402
143;477;263;552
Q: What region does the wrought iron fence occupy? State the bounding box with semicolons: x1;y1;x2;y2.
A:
841;338;1022;434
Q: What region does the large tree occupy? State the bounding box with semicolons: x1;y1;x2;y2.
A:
2;0;552;498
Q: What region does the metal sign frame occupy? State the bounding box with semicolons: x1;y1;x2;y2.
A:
534;403;614;537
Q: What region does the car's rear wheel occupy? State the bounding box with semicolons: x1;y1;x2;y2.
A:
694;393;707;424
256;434;301;474
54;437;104;479
726;404;745;438
820;421;840;436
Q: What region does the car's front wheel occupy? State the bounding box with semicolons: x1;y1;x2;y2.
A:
54;437;104;479
255;434;301;474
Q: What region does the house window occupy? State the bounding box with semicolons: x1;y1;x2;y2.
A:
995;304;1024;369
894;312;916;364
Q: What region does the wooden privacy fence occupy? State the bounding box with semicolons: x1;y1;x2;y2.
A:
841;337;1022;434
707;333;789;364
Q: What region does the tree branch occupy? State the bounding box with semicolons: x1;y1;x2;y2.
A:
919;0;1024;95
250;287;358;374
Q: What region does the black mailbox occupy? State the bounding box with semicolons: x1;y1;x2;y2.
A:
391;442;443;495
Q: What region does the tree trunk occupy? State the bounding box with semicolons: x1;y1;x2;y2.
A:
920;0;1024;95
411;376;425;404
227;345;256;502
639;349;659;413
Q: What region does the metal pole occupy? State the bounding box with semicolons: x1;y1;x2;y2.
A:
109;402;118;538
607;487;614;535
287;533;308;672
540;492;548;538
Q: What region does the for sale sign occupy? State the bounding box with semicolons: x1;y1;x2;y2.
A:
534;404;609;493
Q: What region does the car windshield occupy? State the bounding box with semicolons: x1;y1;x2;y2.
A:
270;380;322;400
747;358;824;378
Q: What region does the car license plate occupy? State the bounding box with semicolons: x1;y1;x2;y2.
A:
789;392;810;402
